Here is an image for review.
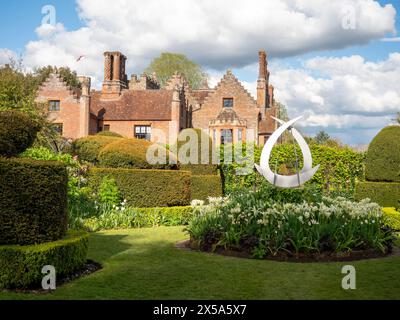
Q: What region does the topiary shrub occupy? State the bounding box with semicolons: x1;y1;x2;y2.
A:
72;136;120;163
191;174;223;201
382;207;400;231
365;126;400;182
0;230;89;289
0;158;68;245
355;181;400;207
88;167;191;207
0;110;41;157
174;128;218;175
98;138;177;170
96;131;124;138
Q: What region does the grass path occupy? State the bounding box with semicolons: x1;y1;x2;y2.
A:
1;226;400;300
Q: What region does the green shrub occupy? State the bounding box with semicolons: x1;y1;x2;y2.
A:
366;126;400;182
0;231;89;289
0;158;68;245
355;181;400;207
0;110;41;157
88;168;191;207
72;136;120;163
98;176;122;205
191;174;223;201
220;143;365;196
96;131;124;138
98;138;177;170
20;147;79;167
382;208;400;231
81;206;193;231
180;164;219;175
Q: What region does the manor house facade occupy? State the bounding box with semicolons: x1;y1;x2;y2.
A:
36;51;278;146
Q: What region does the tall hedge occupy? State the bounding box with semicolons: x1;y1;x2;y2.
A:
72;136;121;163
220;143;365;195
191;175;223;201
0;231;89;289
0;110;41;157
98;138;177;170
356;181;400;207
88;168;191;207
365;126;400;182
0;158;68;245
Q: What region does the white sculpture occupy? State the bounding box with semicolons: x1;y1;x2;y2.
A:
255;116;320;188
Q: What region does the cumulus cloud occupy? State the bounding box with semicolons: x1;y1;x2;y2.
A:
20;0;396;76
0;49;17;65
266;54;400;144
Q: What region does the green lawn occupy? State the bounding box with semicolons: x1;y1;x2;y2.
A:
1;226;400;300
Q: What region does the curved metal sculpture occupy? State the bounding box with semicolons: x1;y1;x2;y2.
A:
255;116;320;188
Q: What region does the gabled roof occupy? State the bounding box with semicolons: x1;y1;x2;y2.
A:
90;90;174;121
37;73;81;102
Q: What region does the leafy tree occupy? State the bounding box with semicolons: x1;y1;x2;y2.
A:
144;52;207;89
0;63;40;117
396;112;400;124
314;130;331;145
275;101;289;121
34;66;81;89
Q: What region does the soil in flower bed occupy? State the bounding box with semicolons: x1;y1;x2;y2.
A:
1;260;102;294
177;240;398;263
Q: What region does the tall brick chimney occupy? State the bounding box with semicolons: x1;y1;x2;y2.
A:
102;51;128;99
257;50;270;111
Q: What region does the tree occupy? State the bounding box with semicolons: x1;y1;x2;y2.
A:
144;53;207;89
34;66;81;90
314;130;331;145
396;112;400;124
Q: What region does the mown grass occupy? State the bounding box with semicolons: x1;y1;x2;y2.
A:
1;227;399;300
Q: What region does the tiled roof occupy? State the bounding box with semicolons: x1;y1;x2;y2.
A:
90;90;173;121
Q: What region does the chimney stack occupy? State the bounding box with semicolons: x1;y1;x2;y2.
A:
257;50;270;110
102;51;127;99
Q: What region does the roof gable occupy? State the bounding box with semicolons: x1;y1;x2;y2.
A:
37;73;81;103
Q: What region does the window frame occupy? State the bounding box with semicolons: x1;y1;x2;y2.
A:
48;100;61;112
134;125;152;141
223;98;234;108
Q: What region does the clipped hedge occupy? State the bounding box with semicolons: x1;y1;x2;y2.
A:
191;174;223;201
82;206;194;231
0;158;68;245
180;164;219;175
0;231;89;289
96;131;123;138
98;138;177;170
355;181;400;207
72;136;121;163
366;126;400;182
0;110;41;157
88;168;191;207
382;208;400;231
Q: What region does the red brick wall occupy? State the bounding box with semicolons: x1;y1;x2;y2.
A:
192;72;260;140
36;74;82;140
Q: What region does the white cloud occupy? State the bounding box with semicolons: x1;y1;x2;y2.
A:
19;0;396;77
267;53;400;144
0;49;17;65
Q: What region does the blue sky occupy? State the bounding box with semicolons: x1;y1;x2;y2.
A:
0;0;399;146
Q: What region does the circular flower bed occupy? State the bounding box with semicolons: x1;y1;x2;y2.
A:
186;186;395;261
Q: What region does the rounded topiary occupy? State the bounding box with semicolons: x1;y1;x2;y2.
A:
0;110;41;157
174;128;218;175
98;138;177;170
72;136;121;163
365;126;400;182
96;131;124;138
0;158;68;245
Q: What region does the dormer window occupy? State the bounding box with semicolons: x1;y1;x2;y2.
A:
49;100;60;111
223;98;233;108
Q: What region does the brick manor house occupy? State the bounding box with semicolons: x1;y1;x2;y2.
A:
36;51;278;145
